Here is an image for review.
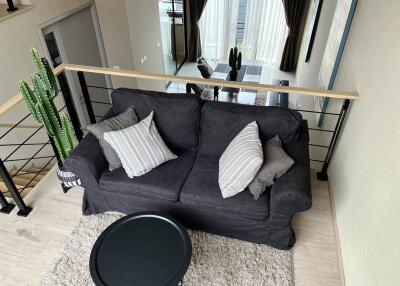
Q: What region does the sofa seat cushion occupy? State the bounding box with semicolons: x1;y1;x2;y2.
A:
99;150;197;202
180;154;270;220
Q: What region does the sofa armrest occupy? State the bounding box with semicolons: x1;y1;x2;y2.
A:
64;133;107;187
269;124;312;219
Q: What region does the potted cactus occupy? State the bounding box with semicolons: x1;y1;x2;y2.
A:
228;47;242;81
19;48;80;191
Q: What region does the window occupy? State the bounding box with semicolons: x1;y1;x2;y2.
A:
199;0;288;65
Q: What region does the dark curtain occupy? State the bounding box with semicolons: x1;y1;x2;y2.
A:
189;0;208;61
280;0;307;72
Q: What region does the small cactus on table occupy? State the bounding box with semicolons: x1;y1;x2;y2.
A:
229;47;242;72
19;48;77;162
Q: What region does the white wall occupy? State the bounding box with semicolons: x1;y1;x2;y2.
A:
0;0;92;106
0;0;93;168
94;0;137;90
295;0;339;167
295;1;400;285
124;0;165;91
0;0;167;168
96;0;166;91
327;0;400;285
296;0;338;90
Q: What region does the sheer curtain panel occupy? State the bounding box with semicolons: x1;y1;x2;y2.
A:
199;0;239;61
242;0;288;65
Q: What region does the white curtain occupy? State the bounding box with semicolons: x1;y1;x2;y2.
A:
242;0;288;65
199;0;239;62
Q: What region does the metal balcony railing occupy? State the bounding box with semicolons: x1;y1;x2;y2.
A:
0;63;359;216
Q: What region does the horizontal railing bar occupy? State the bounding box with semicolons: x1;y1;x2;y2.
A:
64;64;360;100
17;156;56;193
12;140;51;177
15;181;37;189
0;64;64;116
0;142;51;147
292;109;340;116
91;100;112;105
4;155;54;163
310;159;325;163
12;169;49;178
87;85;115;91
309;144;330;149
0;113;32;140
3;126;45;161
2;106;64;161
308;128;335;133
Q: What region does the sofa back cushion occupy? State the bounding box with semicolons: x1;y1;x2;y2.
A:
199;101;302;157
111;88;201;151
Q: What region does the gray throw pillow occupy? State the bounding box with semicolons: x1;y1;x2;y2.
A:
248;135;294;200
87;106;138;171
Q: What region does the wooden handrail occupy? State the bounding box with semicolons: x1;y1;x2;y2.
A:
0;63;359;117
64;63;360;100
0;64;64;116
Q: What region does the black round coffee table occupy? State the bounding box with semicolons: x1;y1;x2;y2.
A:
90;212;192;286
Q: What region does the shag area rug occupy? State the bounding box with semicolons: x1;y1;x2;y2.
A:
42;213;294;286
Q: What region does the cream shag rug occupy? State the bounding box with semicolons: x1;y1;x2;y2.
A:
42;213;294;286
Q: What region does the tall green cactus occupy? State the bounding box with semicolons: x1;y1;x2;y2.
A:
19;48;77;162
229;47;242;71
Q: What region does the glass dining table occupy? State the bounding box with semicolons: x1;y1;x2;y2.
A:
200;59;264;105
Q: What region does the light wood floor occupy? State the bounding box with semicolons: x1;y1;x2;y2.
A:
0;169;343;286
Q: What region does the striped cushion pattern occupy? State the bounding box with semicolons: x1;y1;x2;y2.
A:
219;121;263;198
104;111;177;178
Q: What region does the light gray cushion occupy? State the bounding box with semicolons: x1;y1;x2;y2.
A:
219;121;263;198
104;111;177;178
249;135;294;200
87;106;138;171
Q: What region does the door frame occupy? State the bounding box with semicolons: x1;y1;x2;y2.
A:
40;23;88;127
37;1;113;126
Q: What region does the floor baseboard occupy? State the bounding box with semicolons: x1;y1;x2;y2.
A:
327;180;346;286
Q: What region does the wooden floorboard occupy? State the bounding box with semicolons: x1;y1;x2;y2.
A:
0;170;342;285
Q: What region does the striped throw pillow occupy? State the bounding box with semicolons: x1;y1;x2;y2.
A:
219;121;263;198
104;111;177;178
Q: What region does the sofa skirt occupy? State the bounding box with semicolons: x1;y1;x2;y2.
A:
82;188;296;250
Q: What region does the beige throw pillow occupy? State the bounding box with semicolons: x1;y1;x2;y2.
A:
219;121;263;198
104;111;177;178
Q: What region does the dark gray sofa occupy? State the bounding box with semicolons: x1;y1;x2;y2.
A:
64;88;312;250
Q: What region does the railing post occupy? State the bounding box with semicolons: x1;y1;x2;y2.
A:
57;72;83;141
317;99;351;181
0;158;32;216
185;83;191;94
77;71;96;124
0;186;15;214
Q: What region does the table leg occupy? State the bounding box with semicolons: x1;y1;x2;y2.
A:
213;86;219;101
